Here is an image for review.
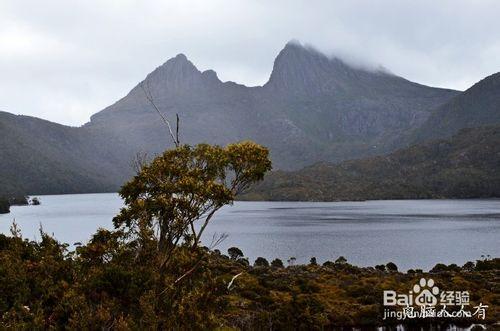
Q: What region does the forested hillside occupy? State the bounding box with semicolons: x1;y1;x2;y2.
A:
242;126;500;201
0;111;130;196
412;72;500;142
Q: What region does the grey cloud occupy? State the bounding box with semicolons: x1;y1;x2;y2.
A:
1;0;499;125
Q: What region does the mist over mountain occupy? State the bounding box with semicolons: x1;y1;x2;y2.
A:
88;42;458;170
1;42;498;198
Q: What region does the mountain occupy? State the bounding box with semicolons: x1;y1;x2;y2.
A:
0;41;489;198
0;111;128;196
411;72;500;142
241;126;500;201
87;42;459;171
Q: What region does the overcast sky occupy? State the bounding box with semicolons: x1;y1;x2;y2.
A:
1;0;500;126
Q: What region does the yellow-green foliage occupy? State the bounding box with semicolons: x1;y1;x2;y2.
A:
0;230;499;329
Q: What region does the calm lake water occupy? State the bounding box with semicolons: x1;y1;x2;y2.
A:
1;193;499;271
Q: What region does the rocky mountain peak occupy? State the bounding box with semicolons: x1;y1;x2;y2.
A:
201;69;221;84
264;41;356;94
148;53;199;80
140;53;211;94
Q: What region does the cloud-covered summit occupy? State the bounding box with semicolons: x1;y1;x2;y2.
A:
1;0;499;125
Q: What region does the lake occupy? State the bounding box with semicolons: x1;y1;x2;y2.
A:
1;193;499;271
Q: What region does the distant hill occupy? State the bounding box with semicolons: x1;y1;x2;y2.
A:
411;72;500;142
0;111;129;196
242;126;500;201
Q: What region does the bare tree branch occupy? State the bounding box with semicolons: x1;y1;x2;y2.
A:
227;272;243;290
131;151;149;174
175;113;180;146
208;232;228;250
172;233;227;287
193;206;222;248
140;80;179;147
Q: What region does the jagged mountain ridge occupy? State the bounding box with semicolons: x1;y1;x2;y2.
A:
88;42;459;171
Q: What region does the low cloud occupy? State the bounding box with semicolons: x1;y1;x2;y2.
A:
1;0;499;125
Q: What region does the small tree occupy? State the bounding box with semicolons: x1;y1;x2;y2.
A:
309;257;317;266
228;247;244;260
335;256;347;264
386;262;398;272
238;258;250;266
322;261;334;268
462;261;475;272
430;263;448;273
271;258;284;268
254;257;269;268
114;141;271;279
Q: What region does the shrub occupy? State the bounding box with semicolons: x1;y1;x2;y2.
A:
335;256;347;264
228;247;244;260
271;258;284;268
254;257;269;268
430;263;449;273
386;262;398;272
